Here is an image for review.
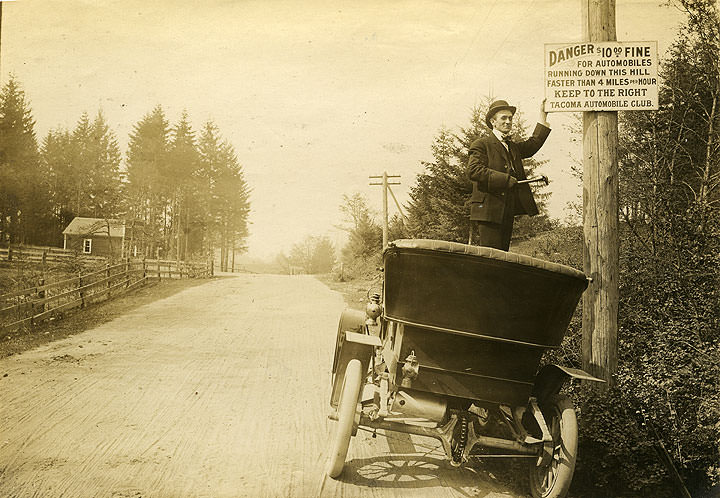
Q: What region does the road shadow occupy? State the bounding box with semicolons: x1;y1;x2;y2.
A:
313;425;531;496
335;451;530;497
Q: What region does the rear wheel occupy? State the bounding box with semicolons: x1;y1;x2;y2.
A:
528;394;578;498
327;359;363;478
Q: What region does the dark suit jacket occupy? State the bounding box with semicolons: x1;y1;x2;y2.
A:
467;123;551;223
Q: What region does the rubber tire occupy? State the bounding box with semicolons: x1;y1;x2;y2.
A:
528;394;578;498
326;359;363;479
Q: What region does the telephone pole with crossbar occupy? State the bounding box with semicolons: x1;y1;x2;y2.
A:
369;172;401;250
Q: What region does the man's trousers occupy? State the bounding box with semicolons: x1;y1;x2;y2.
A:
473;193;516;251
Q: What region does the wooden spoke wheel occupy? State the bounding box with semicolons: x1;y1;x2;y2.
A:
326;359;363;479
528;394;578;498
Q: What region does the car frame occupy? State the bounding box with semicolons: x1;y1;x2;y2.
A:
327;239;602;498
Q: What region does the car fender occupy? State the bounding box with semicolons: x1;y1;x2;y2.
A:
532;364;605;402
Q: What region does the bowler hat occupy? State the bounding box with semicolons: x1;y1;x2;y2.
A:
485;100;517;128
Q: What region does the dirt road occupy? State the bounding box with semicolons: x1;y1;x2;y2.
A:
0;274;528;498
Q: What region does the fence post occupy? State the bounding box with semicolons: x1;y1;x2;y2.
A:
78;272;85;308
37;278;46;315
157;259;161;281
8;246;12;262
125;258;130;288
106;263;111;296
30;278;45;326
142;258;147;284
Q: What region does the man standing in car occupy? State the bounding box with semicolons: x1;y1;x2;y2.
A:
467;99;550;251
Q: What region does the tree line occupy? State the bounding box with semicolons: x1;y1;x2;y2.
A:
0;78;250;266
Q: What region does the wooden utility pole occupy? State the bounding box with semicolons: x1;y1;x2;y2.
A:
0;2;3;77
581;0;619;387
369;172;401;250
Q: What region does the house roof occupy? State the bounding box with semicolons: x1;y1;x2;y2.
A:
62;217;125;238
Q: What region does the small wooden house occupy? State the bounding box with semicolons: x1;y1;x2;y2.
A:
62;217;142;258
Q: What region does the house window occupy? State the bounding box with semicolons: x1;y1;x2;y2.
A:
83;239;92;254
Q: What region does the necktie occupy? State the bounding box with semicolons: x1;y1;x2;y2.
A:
502;136;515;174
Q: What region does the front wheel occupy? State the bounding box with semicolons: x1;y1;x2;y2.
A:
528;394;578;498
326;359;363;478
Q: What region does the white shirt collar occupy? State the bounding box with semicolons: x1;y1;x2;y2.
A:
492;128;509;148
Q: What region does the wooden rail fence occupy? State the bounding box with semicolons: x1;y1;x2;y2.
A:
0;245;105;264
0;257;213;334
144;259;213;280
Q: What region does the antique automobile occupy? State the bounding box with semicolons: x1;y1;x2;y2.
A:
327;239;602;498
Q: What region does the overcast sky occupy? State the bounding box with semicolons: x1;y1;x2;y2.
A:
2;0;684;259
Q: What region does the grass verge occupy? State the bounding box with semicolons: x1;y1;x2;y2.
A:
0;277;212;359
314;273;383;312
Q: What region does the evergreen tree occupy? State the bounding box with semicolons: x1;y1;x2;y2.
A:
406;126;471;242
198;120;250;269
41;127;76;242
0;76;49;245
87;111;122;217
167;110;201;259
70;112;93;216
196;121;222;255
61;111;122;219
125;105;170;257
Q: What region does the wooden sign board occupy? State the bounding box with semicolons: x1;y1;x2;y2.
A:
544;41;659;112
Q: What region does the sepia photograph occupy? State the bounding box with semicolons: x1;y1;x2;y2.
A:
0;1;718;497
